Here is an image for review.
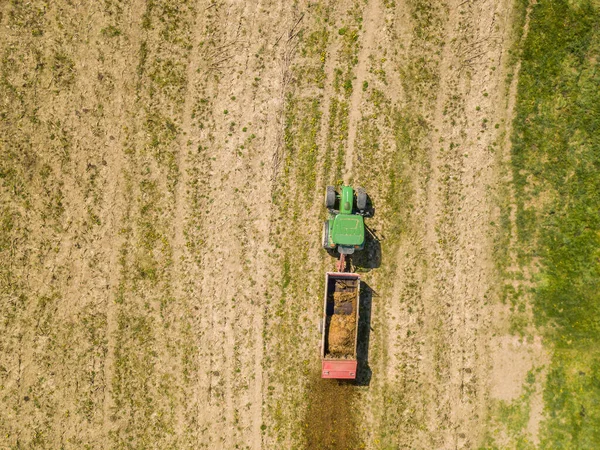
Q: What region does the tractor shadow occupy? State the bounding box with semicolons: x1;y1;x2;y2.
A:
351;224;382;271
355;281;375;386
354;193;381;270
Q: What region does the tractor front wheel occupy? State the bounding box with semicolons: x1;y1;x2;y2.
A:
325;186;336;209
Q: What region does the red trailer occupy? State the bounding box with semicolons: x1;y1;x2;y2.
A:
320;272;360;379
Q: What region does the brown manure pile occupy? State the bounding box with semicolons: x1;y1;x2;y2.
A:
327;290;356;356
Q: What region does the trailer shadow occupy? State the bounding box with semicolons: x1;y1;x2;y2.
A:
302;275;375;447
355;281;375;386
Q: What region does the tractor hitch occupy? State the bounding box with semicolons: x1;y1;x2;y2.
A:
336;253;346;272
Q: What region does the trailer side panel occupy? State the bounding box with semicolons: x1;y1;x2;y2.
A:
321;272;360;379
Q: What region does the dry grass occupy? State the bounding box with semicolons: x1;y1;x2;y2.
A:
0;0;563;448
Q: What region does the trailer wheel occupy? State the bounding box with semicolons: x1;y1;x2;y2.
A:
325;186;336;209
356;187;367;211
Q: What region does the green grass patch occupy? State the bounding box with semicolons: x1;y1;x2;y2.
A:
506;0;600;445
513;0;600;345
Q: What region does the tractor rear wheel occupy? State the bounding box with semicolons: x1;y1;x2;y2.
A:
356;187;367;211
325;186;336;209
322;221;330;249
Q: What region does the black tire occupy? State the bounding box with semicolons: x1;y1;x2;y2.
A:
356;187;367;211
322;221;330;249
325;186;336;209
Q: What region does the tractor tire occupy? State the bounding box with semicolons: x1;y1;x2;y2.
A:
356;187;367;211
322;221;330;249
325;186;336;209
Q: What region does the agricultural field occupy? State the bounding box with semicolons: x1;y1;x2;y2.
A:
0;0;598;449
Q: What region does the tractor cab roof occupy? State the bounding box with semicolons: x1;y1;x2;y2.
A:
332;214;364;246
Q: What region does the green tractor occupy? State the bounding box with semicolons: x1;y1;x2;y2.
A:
322;185;368;271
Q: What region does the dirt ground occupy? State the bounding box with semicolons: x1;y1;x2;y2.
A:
0;0;542;449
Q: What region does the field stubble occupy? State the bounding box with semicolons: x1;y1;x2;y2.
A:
0;0;553;448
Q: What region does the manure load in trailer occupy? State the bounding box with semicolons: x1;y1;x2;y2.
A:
320;272;360;379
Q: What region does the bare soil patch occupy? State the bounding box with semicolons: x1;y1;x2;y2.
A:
489;335;547;401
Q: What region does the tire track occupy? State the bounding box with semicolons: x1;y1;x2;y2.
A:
177;2;293;447
347;0;518;447
343;0;382;184
101;0;147;440
417;0;514;446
